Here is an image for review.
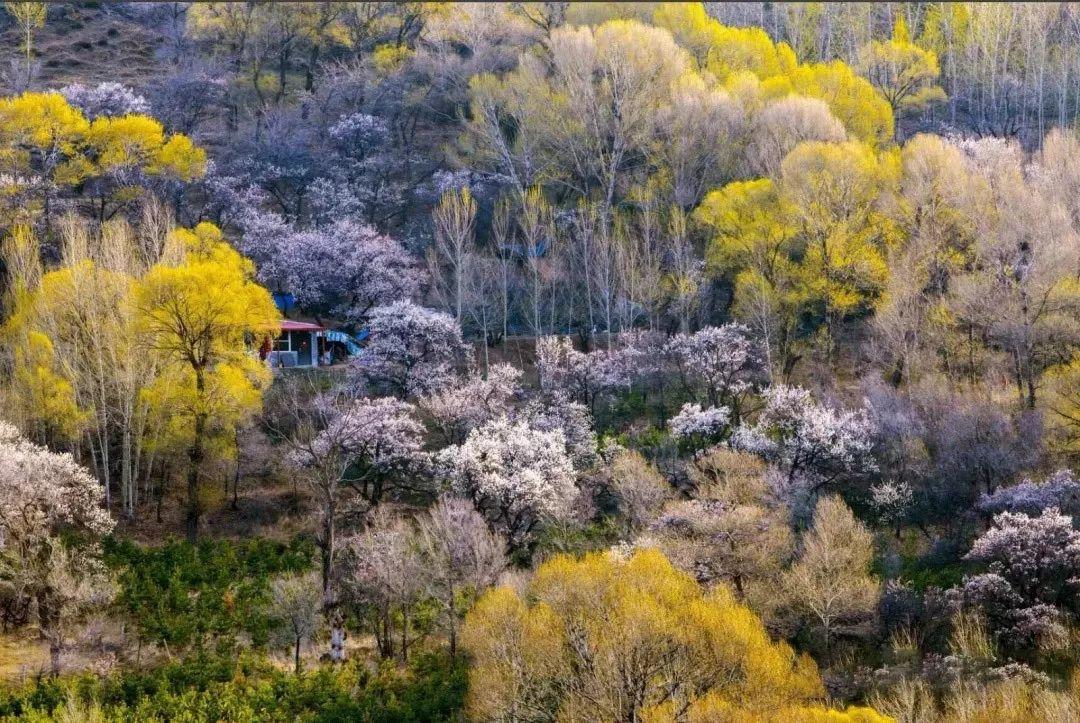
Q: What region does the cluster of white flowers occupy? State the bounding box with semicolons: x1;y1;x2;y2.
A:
0;422;115;606
609;329;666;379
869;480;914;523
978;470;1080;516
0;425;114;543
668;403;731;441
732;384;877;491
665;324;764;406
535;336;630;403
328;112;389;148
420;364;523;444
961;508;1080;652
60;82;150;119
297;397;426;472
279;220;425;322
520;392;598;469
437;417;578;542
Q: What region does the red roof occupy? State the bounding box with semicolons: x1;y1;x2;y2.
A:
279;320;324;332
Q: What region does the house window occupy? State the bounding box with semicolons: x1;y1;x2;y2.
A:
274;333;291;352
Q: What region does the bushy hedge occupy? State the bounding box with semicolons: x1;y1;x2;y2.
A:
0;652;466;722
103;536;314;653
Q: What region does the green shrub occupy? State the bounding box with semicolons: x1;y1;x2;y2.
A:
104;536;314;653
1;651;466;722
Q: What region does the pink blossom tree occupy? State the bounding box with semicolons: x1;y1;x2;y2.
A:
960;508;1080;655
338;509;425;661
280;220;425;323
419;363;522;445
276;386;427;596
978;470;1080;517
535;335;631;411
665;324;766;419
352;301;468;398
415;496;507;658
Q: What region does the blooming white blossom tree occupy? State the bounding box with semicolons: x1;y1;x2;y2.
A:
609;329;667;383
978;470;1080;517
520;392;599;469
419;363;522;445
437;417;578;550
352;301;468;398
669;402;732;449
279;220;425;323
732;385;877;498
665;324;765;417
869;480;914;529
0;421;115;674
60;82;150;119
535;335;630;409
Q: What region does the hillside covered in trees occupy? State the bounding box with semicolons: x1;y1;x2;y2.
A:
3;2;1080;721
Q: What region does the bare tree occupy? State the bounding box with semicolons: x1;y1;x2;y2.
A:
783;496;879;657
339;509;426;661
429;187;477;324
269;571;322;673
416;496;506;658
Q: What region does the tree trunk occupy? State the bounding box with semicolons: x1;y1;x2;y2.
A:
186;367;207;542
447;588;458;659
319;488;336;599
37;590;61;676
231;428;241;511
329;610;346;663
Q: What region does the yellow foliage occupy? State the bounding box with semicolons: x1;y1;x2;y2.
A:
141;355;269;461
466;1;894;209
858;17;947;117
132;223;275;457
780;140;899;317
917;4;972;65
677;693;893;723
1;223;41;304
133;222;276;373
5;330;85;444
650;2;893;144
698;140;900;370
0;92;205;222
372;43;414;75
1045;357;1080;460
462;548;881;722
787;61;894;145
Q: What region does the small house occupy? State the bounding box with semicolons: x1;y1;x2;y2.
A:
262;320;325;368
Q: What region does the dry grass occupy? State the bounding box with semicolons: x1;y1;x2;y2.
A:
0;631;47;683
0;4;163;94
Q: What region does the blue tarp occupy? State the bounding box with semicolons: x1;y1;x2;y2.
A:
273;292;296;313
325;329;367;356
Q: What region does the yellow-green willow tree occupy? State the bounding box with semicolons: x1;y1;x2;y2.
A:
133;222;277;540
1;215;170;512
697;139;901;377
0;91;205;228
462;548;889;722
